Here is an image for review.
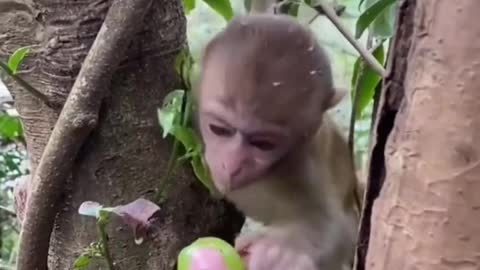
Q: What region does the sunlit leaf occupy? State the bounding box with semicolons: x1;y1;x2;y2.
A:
158;90;185;137
355;0;396;39
184;0;196;14
351;43;385;119
190;155;218;197
73;255;91;269
366;0;397;38
203;0;234;21
8;46;30;74
163;89;185;107
158;108;178;138
288;3;299;16
0;114;23;140
172;126;201;151
168;124;218;196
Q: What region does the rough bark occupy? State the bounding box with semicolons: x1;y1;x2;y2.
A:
0;0;243;269
354;1;412;269
364;0;480;269
17;1;155;268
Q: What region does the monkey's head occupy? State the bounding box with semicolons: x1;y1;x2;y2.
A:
195;14;344;194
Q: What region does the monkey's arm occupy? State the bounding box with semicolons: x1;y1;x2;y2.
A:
235;212;356;270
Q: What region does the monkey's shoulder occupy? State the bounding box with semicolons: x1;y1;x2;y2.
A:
310;115;358;210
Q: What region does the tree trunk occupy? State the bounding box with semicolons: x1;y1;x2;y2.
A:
361;0;480;269
0;0;243;269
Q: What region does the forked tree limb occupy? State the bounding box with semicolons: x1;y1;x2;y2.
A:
16;0;153;269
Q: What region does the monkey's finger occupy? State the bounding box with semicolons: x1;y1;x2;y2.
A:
248;242;279;270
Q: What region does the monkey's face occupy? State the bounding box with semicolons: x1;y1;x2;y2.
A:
198;103;292;194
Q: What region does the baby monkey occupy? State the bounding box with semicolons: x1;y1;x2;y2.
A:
195;14;360;270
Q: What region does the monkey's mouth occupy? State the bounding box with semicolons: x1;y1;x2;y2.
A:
238;245;251;261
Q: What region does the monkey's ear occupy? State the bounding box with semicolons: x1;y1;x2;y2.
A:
326;88;347;109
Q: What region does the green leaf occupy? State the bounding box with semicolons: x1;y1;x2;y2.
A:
175;49;195;88
8;47;30;75
171;126;201;151
168;124;217;196
158;90;185;137
190;155;217;196
366;0;397;38
358;0;366;9
355;0;396;39
288;3;300;17
163;89;185;107
244;0;251;12
4;154;19;171
175;50;188;76
184;0;196;14
73;255;91;269
97;209;112;225
203;0;234;21
351;43;385;119
0;114;23;140
158;108;178;138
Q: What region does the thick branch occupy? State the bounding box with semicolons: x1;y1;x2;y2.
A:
16;0;153;269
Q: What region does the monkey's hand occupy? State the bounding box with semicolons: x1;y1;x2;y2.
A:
235;232;317;270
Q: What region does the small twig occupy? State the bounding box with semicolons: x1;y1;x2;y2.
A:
0;205;16;217
313;1;387;78
6;220;20;234
0;61;60;109
97;222;115;270
308;13;321;24
155;136;181;203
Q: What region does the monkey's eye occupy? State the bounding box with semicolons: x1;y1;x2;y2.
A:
209;124;234;137
248;138;276;151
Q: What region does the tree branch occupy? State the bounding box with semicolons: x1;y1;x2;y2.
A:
0;61;60;109
16;0;154;269
313;1;387;78
0;205;16;218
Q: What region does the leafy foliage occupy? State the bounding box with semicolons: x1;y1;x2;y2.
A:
0;114;23;141
184;0;196;15
0;47;29;269
7;47;30;75
356;0;397;38
203;0;234;21
0;120;25;268
351;42;385;119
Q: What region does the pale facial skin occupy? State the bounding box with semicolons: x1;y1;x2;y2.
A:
198;98;292;193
